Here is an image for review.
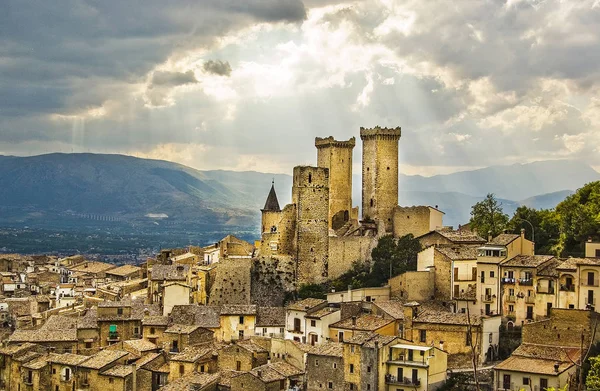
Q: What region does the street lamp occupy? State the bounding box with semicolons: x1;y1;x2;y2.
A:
518;218;535;243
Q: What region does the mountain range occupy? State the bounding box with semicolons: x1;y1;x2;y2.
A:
0;153;598;238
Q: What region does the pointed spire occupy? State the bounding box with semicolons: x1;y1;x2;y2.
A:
262;181;281;212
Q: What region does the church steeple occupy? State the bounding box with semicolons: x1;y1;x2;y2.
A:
262;180;281;212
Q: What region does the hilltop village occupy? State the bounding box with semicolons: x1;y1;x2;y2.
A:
1;127;600;391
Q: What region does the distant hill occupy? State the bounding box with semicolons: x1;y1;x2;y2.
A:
0;154;595;239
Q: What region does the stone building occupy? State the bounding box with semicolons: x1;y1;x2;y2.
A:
305;342;345;391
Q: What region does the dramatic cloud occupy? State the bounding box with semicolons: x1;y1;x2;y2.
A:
1;0;599;176
203;60;233;77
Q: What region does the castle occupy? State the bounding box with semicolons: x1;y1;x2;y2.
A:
258;126;445;285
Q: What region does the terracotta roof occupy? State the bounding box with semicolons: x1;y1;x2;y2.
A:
170;345;214;363
124;339;158;352
494;355;574;375
235;339;268;354
98;299;132;308
69;261;116;274
306;342;344;357
287;298;327;312
512;343;581;362
219;370;242;387
135;352;162;368
0;342;38;356
268;361;304;377
256;306;285;327
220;305;257;315
429;229;486;244
501;255;554;268
373;300;406;320
537;258;562;277
80;349;128;369
489;233;520;246
151;264;188;281
330;315;394;331
557;257;600;271
22;354;49;370
363;334;398;348
47;352;89;366
170;305;221;328
305;307;339;319
142;315;169;326
8;328;77;343
164;324;206;335
100;364;133;378
159;372;220;391
43;315;77;330
245;364;286;383
106;264;141;277
77;307;98;329
436;245;479;260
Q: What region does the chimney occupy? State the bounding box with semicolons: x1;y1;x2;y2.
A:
351;316;357;326
439;341;444;351
131;363;137;391
554;363;560;373
488;231;492;243
589;237;593;243
348;285;352;301
520;228;525;239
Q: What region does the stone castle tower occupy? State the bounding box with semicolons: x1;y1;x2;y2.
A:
360;126;401;232
292;166;330;284
261;180;281;234
315;136;355;230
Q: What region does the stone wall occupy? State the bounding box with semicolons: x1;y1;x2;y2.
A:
327;236;376;280
360;126;401;232
522;308;600;347
305;353;344;391
208;257;252;305
393;206;434;239
292;166;329;284
251;256;296;307
315;136;355;230
389;271;434;301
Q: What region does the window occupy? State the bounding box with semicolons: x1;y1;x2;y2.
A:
109;378;114;384
367;366;371;373
490;271;495;278
62;367;71;381
239;316;245;324
507;270;514;279
315;359;319;367
489;333;493;343
179;365;184;375
85;342;92;349
480;271;485;283
134;326;139;335
117;308;123;315
349;384;354;390
200;365;206;373
338;331;344;342
367;385;371;390
279;327;284;334
419;330;426;342
293;318;301;332
236;361;241;371
311;320;316;327
350;364;354;373
333;363;337;369
351;345;355;353
150;327;155;334
239;330;244;339
328;382;333;389
540;378;548;390
523;377;529;385
263;328;268;334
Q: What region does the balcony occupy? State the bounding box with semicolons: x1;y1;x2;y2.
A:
481;294;494;303
107;331;120;342
518;279;534;286
501;278;515;284
506;295;515;303
525;296;535;304
385;375;421;387
560;284;576;292
287;328;303;334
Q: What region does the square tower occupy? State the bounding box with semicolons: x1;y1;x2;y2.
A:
292;166;329;285
360;126;401;232
315;136;356;230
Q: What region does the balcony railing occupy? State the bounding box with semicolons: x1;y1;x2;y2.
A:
525;296;535;304
501;278;515;284
385;375;421;387
560;284;576;292
107;331;119;342
481;294;494;303
518;279;534;286
506;295;515;303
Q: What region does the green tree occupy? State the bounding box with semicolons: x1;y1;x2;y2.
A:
370;234;422;285
507;206;560;255
297;283;326;300
587;356;600;391
555;181;600;256
469;193;509;238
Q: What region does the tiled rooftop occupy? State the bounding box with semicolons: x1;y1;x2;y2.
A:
436;245;479;260
501;255;554;268
100;364;133;378
306;342;344;357
80;349;128;369
330;315;394;331
220;304;257;315
106;264;141;277
256;306;285;327
150;264;189;281
287;298;327;312
488;233;520;246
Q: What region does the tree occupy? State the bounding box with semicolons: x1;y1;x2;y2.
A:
371;234;422;285
469;193;509;238
587;356;600;391
507;206;560;255
297;283;326;300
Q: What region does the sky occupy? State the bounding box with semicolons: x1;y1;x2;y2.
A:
1;0;599;176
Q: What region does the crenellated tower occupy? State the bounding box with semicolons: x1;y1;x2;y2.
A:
360;126;401;232
315;136;355;230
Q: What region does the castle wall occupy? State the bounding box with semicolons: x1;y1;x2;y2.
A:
315;137;355;230
393;206;441;239
208;257;252;305
292;166;329;285
251;255;296;306
327;236;376;280
261;210;281;235
361;127;401;232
